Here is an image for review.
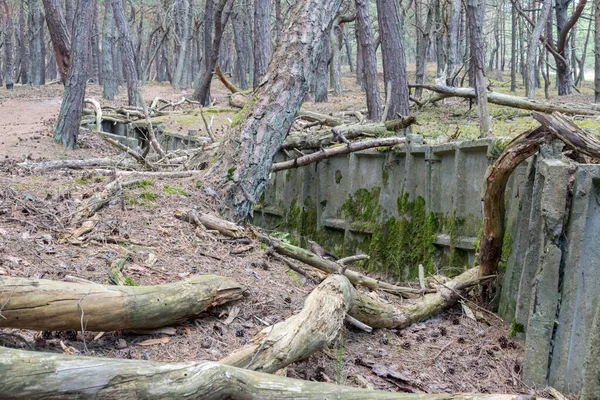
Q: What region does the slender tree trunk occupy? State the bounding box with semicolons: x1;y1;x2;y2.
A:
526;0;552;99
232;3;249;90
112;0;142;106
596;0;600;102
376;0;410;119
102;0;118;99
54;0;95;148
29;0;46;85
64;0;74;36
447;0;461;85
192;0;233;105
415;0;434;98
203;0;214;74
174;0;192;89
314;28;331;102
90;4;101;84
275;0;282;44
355;0;381;120
2;1;15;89
253;0;271;88
467;0;490;137
18;0;29;85
434;0;444;77
575;12;592;85
42;0;70;84
555;0;574;94
355;26;364;88
342;24;354;72
330;24;343;96
222;0;343;223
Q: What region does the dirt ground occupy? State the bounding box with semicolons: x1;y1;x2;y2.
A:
0;79;541;395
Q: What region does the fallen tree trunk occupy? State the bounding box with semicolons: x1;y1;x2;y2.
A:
281;116;416;150
174;209;247;238
409;84;600;115
0;274;243;331
349;267;484;328
0;347;536;400
272;137;405;172
19;157;139;172
220;274;353;372
259;234;423;297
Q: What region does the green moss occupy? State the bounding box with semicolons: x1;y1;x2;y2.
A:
74;177;93;185
382;164;390;186
335;170;343;184
135;179;154;188
227;167;236;181
509;319;525;337
139;191;157;202
195;180;203;188
286;269;302;284
342;187;381;226
163;184;190;196
499;231;513;271
286;169;292;182
231;94;257;126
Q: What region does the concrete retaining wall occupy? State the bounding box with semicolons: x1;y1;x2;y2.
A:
254;137;599;397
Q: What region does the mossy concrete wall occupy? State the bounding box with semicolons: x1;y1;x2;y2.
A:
253;134;507;279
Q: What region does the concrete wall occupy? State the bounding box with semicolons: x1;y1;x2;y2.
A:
254;138;599;397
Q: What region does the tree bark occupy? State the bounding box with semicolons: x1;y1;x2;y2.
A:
314;28;331;102
112;0;142;107
253;0;271;88
526;0;552;99
221;275;353;372
376;0;410;119
29;0;46;85
596;0;600;102
42;0;70;84
355;0;381;120
0;347;537;400
414;0;434;98
221;0;343;223
2;1;15;89
102;0;118;100
510;2;516;92
330;25;343;97
447;0;461;86
232;1;250;90
17;0;29;85
53;0;95;148
0;275;242;332
467;0;490;137
174;0;192;89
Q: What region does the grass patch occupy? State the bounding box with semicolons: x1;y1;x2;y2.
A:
163;184;190;196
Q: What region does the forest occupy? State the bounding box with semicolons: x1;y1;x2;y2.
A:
0;0;600;398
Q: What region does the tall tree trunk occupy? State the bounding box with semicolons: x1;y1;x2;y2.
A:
342;24;354;72
174;0;192;89
355;0;381;120
64;0;74;36
2;1;15;89
18;0;29;85
415;0;434;98
275;0;282;45
376;0;410;119
526;0;552;99
596;0;600;102
29;0;46;85
467;0;490;137
102;0;118;99
434;0;444;77
314;28;331;102
112;0;142;106
203;0;214;74
192;0;233;105
330;24;343;96
232;3;249;90
90;4;101;84
575;12;592;85
253;0;271;88
221;0;343;223
42;0;71;84
447;0;461;85
355;26;364;88
54;0;95;148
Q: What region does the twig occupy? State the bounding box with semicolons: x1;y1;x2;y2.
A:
432;340;455;361
143;106;168;159
199;106;216;142
345;315;373;333
78;291;90;353
337;255;369;265
332;127;350;145
245;325;275;369
267;249;319;284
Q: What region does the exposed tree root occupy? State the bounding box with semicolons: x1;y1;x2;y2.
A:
0;274;243;331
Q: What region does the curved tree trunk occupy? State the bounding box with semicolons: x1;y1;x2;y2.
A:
221;0;343;223
0;275;243;331
53;0;95;148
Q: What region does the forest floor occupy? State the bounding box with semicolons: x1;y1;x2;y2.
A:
0;70;586;396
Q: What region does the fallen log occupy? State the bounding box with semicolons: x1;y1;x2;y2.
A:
220;274;353;372
409;84;600;115
0;347;536;399
0;274;243;331
19;157;139;172
259;234;423;297
281;116;416;150
532;111;600;159
174;209;247;238
272;137;406;172
349;267;484;328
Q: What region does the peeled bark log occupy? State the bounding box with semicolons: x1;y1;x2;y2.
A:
409;84;600;115
174;209;247;238
532;112;600;159
259;234;422;297
220;274;354;372
272;137;405;172
349;267;483;328
0;275;243;331
0;347;537;400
